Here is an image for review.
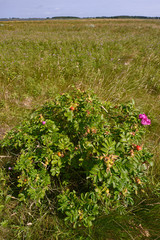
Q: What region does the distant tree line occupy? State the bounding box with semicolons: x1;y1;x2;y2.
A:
0;16;160;21
51;16;80;19
94;16;160;19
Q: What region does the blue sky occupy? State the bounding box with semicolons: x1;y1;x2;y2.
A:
0;0;160;18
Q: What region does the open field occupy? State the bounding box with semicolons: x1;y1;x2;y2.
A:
0;19;160;239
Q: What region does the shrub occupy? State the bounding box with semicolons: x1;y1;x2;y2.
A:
0;88;153;228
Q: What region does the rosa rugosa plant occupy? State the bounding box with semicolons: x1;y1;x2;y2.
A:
0;89;153;228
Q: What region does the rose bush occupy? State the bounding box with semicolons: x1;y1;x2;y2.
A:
0;88;153;228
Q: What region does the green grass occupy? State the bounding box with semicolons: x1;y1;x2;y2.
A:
0;19;160;239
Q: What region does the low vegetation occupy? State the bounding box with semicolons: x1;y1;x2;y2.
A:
0;19;160;239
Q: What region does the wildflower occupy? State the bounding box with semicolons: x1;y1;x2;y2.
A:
139;114;148;120
42;121;46;125
146;118;151;125
8;167;12;170
139;114;151;125
141;118;151;125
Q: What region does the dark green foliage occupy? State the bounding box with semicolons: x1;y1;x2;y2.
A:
0;89;153;228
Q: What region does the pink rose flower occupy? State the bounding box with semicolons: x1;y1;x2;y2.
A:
139;114;151;125
139;114;148;120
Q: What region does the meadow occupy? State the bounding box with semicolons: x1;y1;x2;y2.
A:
0;19;160;239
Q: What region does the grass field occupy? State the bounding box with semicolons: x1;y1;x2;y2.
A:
0;19;160;239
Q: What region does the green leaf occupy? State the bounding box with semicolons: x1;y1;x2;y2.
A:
1;220;8;227
0;205;4;212
64;110;74;122
18;193;26;202
5;195;12;203
90;165;100;175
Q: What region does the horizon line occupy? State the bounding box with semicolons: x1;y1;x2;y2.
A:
1;15;160;19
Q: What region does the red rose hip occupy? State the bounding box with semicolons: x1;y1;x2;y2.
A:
136;145;142;151
70;106;75;111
